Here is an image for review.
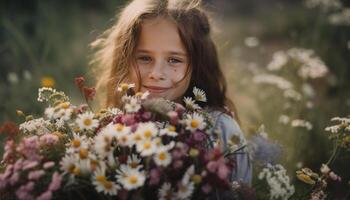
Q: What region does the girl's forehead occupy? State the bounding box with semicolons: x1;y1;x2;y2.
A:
136;17;187;55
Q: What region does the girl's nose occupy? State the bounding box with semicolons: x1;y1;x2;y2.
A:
148;61;166;81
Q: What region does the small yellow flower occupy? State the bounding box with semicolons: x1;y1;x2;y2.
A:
41;76;56;88
191;174;202;184
296;170;316;185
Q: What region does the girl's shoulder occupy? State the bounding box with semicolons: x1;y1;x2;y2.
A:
205;109;247;148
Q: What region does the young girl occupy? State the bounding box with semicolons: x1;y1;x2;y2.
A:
90;0;252;196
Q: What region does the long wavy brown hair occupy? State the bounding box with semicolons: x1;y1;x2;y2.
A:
89;0;240;123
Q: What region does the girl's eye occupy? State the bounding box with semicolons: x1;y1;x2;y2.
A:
168;58;182;64
137;56;152;63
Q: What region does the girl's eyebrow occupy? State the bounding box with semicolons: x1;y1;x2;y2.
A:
136;49;187;57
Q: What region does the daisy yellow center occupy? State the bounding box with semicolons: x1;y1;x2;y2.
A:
83;118;92;126
96;175;107;183
128;175;138;185
135;92;143;97
130;162;138;169
61;102;70;109
143;141;151;149
120;136;128;143
90;160;98;171
68;165;75;173
134;134;142;141
115;124;124;132
79;149;89;159
103;181;113;189
158;152;167;160
144;130;152;138
72;139;81;148
121;83;129;91
168;126;176;132
73;167;80;175
190;120;199;128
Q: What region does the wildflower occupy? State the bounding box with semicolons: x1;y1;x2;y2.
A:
68;133;89;153
60;154;79;175
183;97;201;110
253;74;293;90
124;97;141;113
175;182;195;200
267;51;288;71
320;164;330;175
134;122;158;140
127;154;142;170
48;172;62;191
291;119;313;130
116;165;146;190
94;132;115;158
159;125;178;137
117;83;135;92
158;182;174;200
37;87;57;102
193;87;207;102
41;76;55;88
74;76;85;91
93;167;120;195
83;87;96;101
259;164;295;199
136;139;157;157
76;112;99;131
153;147;172;167
185;113;206;132
19;118;50;135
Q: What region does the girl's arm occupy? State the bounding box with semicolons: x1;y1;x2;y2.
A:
212;111;253;186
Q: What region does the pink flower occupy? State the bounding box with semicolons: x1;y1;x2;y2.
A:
28;170;45;180
217;165;230;180
149;168;161;185
37;191;52;200
329;172;341;181
23;161;39;170
173;160;183;169
3;139;15;162
206;161;218;173
167;111;179;124
39;134;59;146
16;183;35;200
9;172;20;185
43;161;55;169
201;184;212;194
48;172;62;191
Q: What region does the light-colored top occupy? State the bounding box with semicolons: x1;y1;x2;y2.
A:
207;110;252;186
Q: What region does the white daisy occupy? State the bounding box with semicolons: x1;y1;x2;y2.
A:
193;87;207;102
94;132;115;158
182;165;195;185
136;139;157;157
107;107;123;115
175;182;195;200
185;113;206;132
116;166;146;190
127;154;143;170
76;112;99;131
60;154;79;175
135;91;150;100
92;167;120;195
183;97;201;110
117;132;133;147
124;97;141;113
67;133;89;153
158;182;175;200
102;123;131;139
159;125;178;137
117;83;135;92
134;122;158;140
153;147;172;167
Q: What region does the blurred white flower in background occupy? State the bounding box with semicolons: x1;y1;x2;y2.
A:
329;8;350;25
305;0;342;10
7;72;19;84
244;36;260;48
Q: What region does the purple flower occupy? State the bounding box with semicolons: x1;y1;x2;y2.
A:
43;161;55;169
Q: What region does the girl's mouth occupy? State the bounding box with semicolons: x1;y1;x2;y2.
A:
143;85;170;93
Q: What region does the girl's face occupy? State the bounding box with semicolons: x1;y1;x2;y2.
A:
129;17;191;102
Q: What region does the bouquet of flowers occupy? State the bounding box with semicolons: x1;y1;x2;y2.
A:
0;77;240;200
